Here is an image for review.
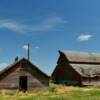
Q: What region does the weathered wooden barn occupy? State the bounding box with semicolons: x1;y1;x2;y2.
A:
0;58;49;92
52;50;100;86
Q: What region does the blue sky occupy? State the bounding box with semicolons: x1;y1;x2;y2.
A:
0;0;100;75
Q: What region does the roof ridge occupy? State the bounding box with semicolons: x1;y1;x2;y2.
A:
0;58;49;78
59;50;100;63
59;50;100;56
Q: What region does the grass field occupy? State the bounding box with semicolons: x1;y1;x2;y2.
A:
0;84;100;100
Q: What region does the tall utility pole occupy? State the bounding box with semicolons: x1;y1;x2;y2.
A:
27;43;30;61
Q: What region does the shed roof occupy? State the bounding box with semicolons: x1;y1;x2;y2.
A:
59;50;100;63
70;64;100;77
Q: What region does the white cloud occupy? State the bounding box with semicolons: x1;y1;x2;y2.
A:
23;45;40;50
0;16;66;34
0;20;27;33
0;63;8;71
22;45;29;50
37;16;66;31
77;34;93;41
34;46;40;49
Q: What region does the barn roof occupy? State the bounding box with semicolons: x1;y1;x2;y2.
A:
0;58;49;79
59;50;100;63
70;64;100;77
58;50;100;77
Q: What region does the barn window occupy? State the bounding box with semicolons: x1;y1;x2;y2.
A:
19;76;28;92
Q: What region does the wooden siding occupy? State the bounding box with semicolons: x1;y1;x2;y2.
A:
52;50;100;87
0;58;49;91
0;66;48;91
81;76;100;86
52;63;81;86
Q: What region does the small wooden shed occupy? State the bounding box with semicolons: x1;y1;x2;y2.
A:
0;58;49;92
52;50;100;86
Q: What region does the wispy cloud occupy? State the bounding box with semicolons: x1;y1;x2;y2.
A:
36;16;66;31
22;45;29;51
77;34;93;41
22;45;39;51
34;46;40;49
0;20;28;33
0;63;7;71
0;16;66;34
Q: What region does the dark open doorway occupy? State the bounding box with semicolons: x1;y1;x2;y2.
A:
19;76;27;92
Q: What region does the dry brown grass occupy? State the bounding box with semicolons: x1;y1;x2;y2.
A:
0;84;99;100
49;83;100;93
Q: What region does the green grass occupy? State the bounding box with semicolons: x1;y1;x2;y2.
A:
0;84;100;100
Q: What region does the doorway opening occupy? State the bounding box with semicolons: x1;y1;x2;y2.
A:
19;76;28;92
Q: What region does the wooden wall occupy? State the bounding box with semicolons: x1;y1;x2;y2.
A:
52;54;100;87
0;61;49;91
52;63;81;86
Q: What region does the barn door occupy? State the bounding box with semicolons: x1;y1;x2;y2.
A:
19;76;28;92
